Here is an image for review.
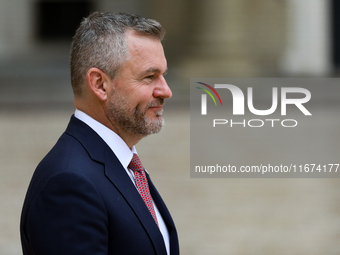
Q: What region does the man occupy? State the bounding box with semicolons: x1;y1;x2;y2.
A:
20;12;179;255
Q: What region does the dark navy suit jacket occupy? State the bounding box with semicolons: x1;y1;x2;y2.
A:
20;115;179;255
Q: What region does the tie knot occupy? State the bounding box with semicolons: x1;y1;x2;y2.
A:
128;154;144;173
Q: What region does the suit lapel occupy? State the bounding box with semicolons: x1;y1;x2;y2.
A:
103;149;167;255
147;174;180;255
66;116;168;255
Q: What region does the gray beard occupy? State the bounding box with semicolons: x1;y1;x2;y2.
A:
108;91;165;136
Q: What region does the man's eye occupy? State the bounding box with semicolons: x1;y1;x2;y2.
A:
145;75;154;80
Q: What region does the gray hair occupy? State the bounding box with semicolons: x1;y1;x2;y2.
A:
70;12;165;96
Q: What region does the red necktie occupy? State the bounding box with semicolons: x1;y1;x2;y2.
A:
128;154;158;225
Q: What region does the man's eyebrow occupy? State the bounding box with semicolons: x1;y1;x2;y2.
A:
142;67;168;75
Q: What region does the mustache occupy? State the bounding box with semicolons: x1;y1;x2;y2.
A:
147;98;165;108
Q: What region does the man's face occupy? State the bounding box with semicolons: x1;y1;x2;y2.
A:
107;30;172;136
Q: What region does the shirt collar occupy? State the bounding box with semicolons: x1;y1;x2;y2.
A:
74;109;137;170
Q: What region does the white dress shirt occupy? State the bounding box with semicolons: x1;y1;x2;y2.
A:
74;109;170;255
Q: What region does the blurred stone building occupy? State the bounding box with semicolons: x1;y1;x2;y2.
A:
0;0;337;78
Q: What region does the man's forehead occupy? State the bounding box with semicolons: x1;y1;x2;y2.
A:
126;30;162;49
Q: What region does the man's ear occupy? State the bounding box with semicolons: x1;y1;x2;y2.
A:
86;68;110;101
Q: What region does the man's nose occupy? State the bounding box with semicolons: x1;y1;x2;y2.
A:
153;76;172;99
